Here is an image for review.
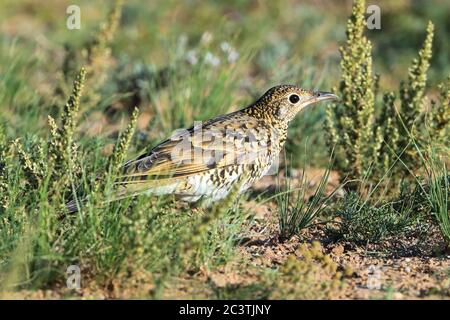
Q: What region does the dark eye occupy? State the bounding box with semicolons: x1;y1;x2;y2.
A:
289;94;300;104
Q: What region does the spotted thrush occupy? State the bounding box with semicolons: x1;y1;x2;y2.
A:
67;85;337;212
115;85;338;204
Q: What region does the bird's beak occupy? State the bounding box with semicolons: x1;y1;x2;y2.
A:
310;91;339;104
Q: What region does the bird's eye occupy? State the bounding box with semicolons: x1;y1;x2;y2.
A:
289;94;300;104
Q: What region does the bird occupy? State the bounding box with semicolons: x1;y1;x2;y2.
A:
68;85;338;212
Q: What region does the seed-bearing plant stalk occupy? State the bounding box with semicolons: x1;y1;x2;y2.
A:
428;76;450;143
13;138;47;191
48;67;86;196
396;22;434;176
68;107;139;213
325;0;378;185
107;107;139;175
327;0;446;195
0;125;9;210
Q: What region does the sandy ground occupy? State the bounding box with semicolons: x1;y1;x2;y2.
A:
237;171;450;299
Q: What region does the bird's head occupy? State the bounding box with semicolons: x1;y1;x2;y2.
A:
252;85;339;123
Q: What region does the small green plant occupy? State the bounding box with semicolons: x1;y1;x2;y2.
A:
47;67;86;198
12;137;47;191
428;76;450;143
393;21;435;179
325;0;377;184
10;67;85;206
327;191;417;245
326;0;448;193
108;107;139;175
330;133;449;246
275;161;334;240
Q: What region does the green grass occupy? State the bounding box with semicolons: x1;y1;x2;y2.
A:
274;155;335;240
427;160;449;243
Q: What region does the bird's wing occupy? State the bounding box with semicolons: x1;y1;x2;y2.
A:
118;113;269;184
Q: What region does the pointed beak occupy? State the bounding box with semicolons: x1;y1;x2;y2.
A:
311;91;339;103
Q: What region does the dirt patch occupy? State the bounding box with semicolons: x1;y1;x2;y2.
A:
237;188;450;300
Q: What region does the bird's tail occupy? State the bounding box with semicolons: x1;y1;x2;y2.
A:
66;198;84;213
65;178;180;213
